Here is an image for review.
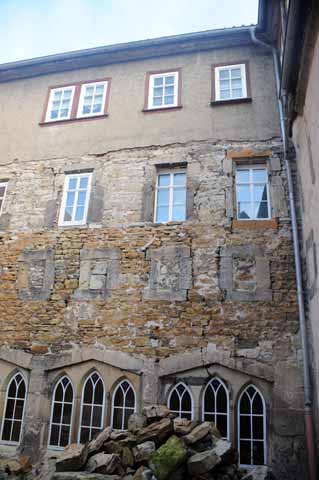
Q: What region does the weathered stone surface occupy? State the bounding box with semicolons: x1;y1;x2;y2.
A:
128;414;147;433
53;474;121;480
187;449;221;475
241;466;269;480
142;405;170;422
85;453;121;474
173;417;195;436
150;435;187;480
133;441;156;463
212;438;232;459
132;466;151;480
56;444;88;472
87;426;112;455
184;422;219;445
137;417;172;444
121;446;134;469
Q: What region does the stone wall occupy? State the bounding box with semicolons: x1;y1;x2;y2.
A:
0;139;306;479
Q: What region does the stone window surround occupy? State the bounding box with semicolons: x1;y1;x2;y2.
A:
39;77;111;126
143;68;183;113
17;249;55;301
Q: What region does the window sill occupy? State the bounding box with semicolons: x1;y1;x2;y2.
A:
210;97;252;107
39;114;108;126
142;105;183;113
232;219;278;230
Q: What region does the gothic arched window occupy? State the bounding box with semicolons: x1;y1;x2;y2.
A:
238;385;266;466
168;382;193;420
202;377;229;439
112;380;136;430
78;371;105;443
48;376;74;448
1;372;26;444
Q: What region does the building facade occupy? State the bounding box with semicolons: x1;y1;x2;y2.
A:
0;26;307;478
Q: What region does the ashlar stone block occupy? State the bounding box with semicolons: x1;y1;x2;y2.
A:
144;245;192;301
219;245;272;301
17;249;54;301
74;248;121;300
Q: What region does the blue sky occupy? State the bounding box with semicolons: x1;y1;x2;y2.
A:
1;0;259;64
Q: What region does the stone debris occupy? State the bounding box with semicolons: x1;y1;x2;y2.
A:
0;405;272;479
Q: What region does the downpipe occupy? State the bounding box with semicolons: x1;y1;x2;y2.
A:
250;27;317;480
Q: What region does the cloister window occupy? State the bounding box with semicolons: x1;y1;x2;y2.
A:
48;376;74;448
1;372;26;444
112;380;136;430
0;182;7;215
168;382;193;420
236;166;270;220
78;372;105;443
59;172;92;226
155;169;186;223
202;378;229;439
238;385;266;466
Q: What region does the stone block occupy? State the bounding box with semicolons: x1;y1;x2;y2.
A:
17;249;54;301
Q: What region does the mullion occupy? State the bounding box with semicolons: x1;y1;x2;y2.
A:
72;178;80;222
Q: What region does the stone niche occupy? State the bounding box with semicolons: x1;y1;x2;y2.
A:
17;249;55;301
144;245;192;301
74;248;121;300
219;245;272;301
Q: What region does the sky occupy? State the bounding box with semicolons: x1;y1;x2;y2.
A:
0;0;259;64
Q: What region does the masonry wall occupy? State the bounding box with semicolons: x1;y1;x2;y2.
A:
0;43;307;479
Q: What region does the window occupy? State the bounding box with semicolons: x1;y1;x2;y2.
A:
214;63;249;102
155;170;186;223
0;182;7;215
45;86;75;122
77;81;108;118
1;372;26;444
112;380;136;430
236;166;270;220
238;385;266;466
202;378;229;440
145;70;181;110
78;372;105;443
168;382;194;420
42;78;110;124
48;376;74;449
59;173;92;226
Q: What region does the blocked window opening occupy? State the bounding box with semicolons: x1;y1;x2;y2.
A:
78;372;105;443
0;373;26;444
112;380;136;430
202;378;229;439
49;376;74;448
168;382;194;420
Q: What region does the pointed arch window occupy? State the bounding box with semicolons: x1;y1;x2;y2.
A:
168;382;193;420
78;372;105;443
202;377;229;439
48;376;74;448
238;385;266;466
112;380;136;430
1;372;26;444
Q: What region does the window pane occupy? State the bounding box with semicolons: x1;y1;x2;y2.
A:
81;405;92;426
173;173;186;186
68;178;77;189
86;86;94;96
236;170;249;183
220;90;231;100
94;381;104;405
255;202;269;219
60;425;70;447
52;402;62;423
93;104;102;113
181;411;192;420
79;177;89;189
169;390;180;411
181;391;192;411
154;77;163;86
156;206;169;223
254;185;267;203
50;111;58;120
219;69;229;79
220;79;230;90
165;86;174;95
164;95;174;105
60;109;69;118
8;381;17;398
153;97;162;106
66;192;75;207
231;78;242;88
114;387;124;407
173;188;186;205
238;202;252;219
11;421;21;443
92;406;102;427
172;205;186;221
14;400;24;420
49;424;60;446
216;387;227;413
1;420;11;441
253;393;264;414
65;384;73;403
240;392;251;414
165;76;175;85
54;91;62;100
125;388;135;408
231;68;242;78
216;414;227;438
154;87;163;97
124;409;132;429
240;415;251;439
113;408;123;430
62;403;72;424
83;105;91;114
253;416;264;440
95;85;105;94
64;207;73;222
80;427;90;444
253;169;267;183
77;191;87;206
240;440;251;465
5;399;14;418
158;174;170;186
157;189;169;206
253;441;264;465
75;206;84;221
84;380;93;403
232;88;243;98
204;386;215;413
236;186;250;202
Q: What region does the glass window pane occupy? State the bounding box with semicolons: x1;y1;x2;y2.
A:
66;192;75;207
169;390;180;411
173;173;186;186
153;97;162;106
77;191;87;206
219;69;230;80
95;85;105;94
112;408;123;430
237;185;250;202
165;86;174;95
172;205;186;221
240;392;251;414
94;381;104;405
11;421;21;443
8;381;17;398
65;384;73;403
157;189;169;206
253;393;264;414
85;86;94;96
181;391;192;412
231;78;242;88
60;109;69;118
60;425;70;447
1;420;11;441
216;387;227;413
240;415;251;439
238;202;252;219
114;387;124;407
5;398;14;418
124;409;132;429
156;206;169;223
68;178;77;189
125;388;135;408
153;87;163;97
75;206;85;221
231;68;242;78
81;405;92;426
62;403;72;424
253;416;264;440
84;380;93;403
220;90;231;100
204;386;215;413
220;79;230;90
165;76;175;85
255;202;269;219
92;406;102;427
173;188;186;205
254;185;267;203
164;95;174;105
64;207;73;222
216;414;227;438
253;441;265;465
52;402;62;423
15;400;24;420
79;177;89;189
240;440;251;465
93;104;102;113
204;413;215;422
181;411;192;420
80;427;90;444
54;91;62;100
154;77;163;86
158;174;170;186
236;170;249;183
232;88;243;98
83;106;91;115
49;424;60;446
253;169;267;183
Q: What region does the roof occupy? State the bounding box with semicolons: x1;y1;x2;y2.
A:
0;26;256;83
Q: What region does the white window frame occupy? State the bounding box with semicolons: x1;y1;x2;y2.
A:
237;384;267;467
235;165;271;221
167;382;194;420
0;181;8;215
78;371;105;444
148;71;179;109
154;169;187;223
215;64;247;101
45;86;76;122
111;380;136;431
0;372;27;445
202;377;230;440
48;376;74;450
58;172;92;227
77;81;108;118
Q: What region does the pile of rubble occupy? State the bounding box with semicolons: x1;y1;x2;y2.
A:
0;405;270;480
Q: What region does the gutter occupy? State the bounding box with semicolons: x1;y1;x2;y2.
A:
250;25;317;480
